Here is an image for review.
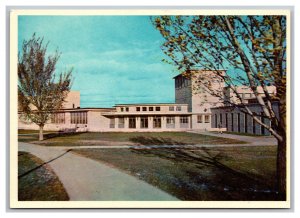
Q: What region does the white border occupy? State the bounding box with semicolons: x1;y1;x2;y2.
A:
9;8;291;209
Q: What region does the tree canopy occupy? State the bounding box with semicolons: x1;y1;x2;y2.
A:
153;15;287;199
18;34;73;140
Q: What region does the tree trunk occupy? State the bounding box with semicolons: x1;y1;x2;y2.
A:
276;137;286;200
39;125;44;141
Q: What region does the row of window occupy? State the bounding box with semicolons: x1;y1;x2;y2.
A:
51;112;88;124
197;115;210;123
120;106;183;112
109;116;189;129
136;106;161;112
51;113;65;124
70;112;88;124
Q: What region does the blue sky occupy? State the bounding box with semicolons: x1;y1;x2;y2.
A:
18;16;178;108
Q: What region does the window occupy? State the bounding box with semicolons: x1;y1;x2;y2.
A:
142;107;147;111
204;115;210;123
51;113;65;124
140;116;148;128
169;106;174;111
70;112;87;124
261;112;265;135
155;107;161;111
245;113;248;133
180;116;189;123
231;113;234;131
176;106;181;111
197;115;203;123
109;118;115;128
136;107;140;111
121;107;124;112
118;117;125;128
166;116;175;124
225;113;228;129
129;117;136;128
149;107;153;111
237;113;241;132
72;104;75;109
252;117;256;134
126;107;129;112
219;114;223;125
180;116;189;128
153;116;161;128
215;114;218;128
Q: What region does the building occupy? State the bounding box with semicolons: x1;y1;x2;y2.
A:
210;101;279;135
18;70;278;135
211;85;278;135
174;70;225;130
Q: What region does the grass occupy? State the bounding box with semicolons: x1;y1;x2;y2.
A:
18;151;69;201
215;131;268;137
73;145;281;201
18;129;58;134
18;130;247;146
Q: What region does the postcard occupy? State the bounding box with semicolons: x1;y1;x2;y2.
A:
10;8;291;208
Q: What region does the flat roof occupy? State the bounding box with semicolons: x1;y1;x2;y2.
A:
102;112;192;116
210;101;280;110
18;107;115;113
114;103;188;107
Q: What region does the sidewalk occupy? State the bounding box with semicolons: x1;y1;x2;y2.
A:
18;142;179;201
188;130;277;146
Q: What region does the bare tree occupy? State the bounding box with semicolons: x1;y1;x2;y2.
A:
18;34;73;141
153;15;287;199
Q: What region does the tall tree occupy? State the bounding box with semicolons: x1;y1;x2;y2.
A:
153;15;287;199
18;34;73;141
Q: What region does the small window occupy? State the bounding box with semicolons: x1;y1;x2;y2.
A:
166;116;175;124
142;107;147;111
136;107;140;111
180;116;189;123
118;117;125;128
129;117;136;128
72;104;75;109
197;115;203;123
149;107;153;111
121;107;124;112
155;107;161;111
153;116;161;128
169;106;174;111
126;107;129;112
109;118;115;128
176;106;181;111
205;115;210;123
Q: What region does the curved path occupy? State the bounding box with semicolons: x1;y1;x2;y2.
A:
18;142;179;201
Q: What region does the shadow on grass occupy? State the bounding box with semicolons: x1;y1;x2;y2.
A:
43;131;86;140
129;136;189;145
130;146;283;201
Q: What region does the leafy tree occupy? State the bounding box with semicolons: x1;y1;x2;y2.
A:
153;15;287;199
18;34;73;141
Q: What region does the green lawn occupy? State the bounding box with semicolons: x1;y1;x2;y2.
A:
18;129;58;134
73;145;280;201
18;130;246;146
216;131;267;137
18;151;69;201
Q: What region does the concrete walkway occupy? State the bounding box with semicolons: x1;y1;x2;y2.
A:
188;130;277;146
19;142;179;201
